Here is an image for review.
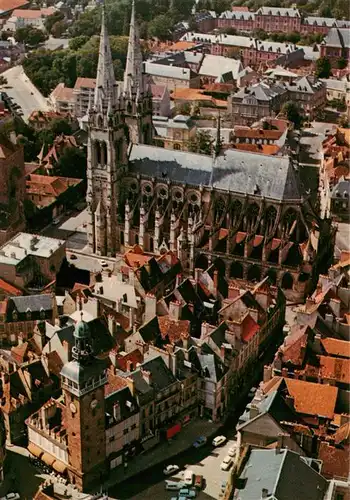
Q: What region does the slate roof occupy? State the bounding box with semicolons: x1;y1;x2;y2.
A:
129;145;301;201
219;10;254;20
324;28;350;49
237;449;328;500
234;81;287;102
128;356;177;405
199;55;242;79
105;386;139;426
303;16;336;27
256;6;300;16
197;347;228;383
239;390;298;428
10;294;52;313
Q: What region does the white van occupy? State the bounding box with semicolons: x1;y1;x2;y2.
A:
220;455;233;471
165;480;185;491
184;469;194;486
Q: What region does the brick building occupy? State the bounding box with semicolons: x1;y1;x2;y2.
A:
320;28;350;65
0;233;66;291
0;132;25;246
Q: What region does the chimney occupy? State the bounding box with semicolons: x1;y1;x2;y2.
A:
329;298;341;318
340;414;350;426
109;350;117;367
9;130;17;145
281;367;288;378
51;292;58;325
141;368;152;386
125;376;135;396
113;402;121;422
145;293;157;323
261;489;269;499
108;315;116;336
325;313;333;327
249;403;259;419
263;364;273;382
312;333;322;354
17;333;24;346
126;360;134;372
213;270;219;295
169;300;181;320
194;267;202;283
34;321;46;351
276;432;287;453
62;340;72;363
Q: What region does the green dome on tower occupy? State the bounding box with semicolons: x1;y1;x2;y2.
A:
74;314;90;339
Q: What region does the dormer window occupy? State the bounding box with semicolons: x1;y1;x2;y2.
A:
40;307;45;319
12;310;18;321
26;308;31;320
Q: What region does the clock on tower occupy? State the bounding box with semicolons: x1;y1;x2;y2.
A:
60;314;108;491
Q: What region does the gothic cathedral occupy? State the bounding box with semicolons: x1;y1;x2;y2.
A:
86;1;153;256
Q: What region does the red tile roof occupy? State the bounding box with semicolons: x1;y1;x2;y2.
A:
0;278;22;296
0;0;28;13
334;422;350;445
158;315;190;343
124;246;152;268
318;440;349;479
115;349;143;372
313;355;350;384
233;126;282;141
12;7;55;18
104;370;127;396
280;325;308;366
241;313;259;342
74;77;96;89
263;376;338;419
50;82;74;102
46;350;63;376
321;338;350;359
285;378;338;420
151;84;166;99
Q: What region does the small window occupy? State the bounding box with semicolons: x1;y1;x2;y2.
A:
123;428;129;435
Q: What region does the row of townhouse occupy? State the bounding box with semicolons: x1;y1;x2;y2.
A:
195;7;350;37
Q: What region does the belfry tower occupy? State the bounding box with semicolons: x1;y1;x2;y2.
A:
86;1;153;256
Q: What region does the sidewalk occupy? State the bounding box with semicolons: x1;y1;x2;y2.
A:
102;418;221;490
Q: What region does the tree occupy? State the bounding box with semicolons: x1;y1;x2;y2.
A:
15;27;47;46
68;35;89;51
315;57;332;78
337;57;347;69
148;14;173;40
187;131;213;155
51;20;68;38
56;147;87;179
282;101;303;128
50;118;73;136
44;11;65;34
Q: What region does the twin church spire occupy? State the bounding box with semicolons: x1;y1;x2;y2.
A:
94;0;145;111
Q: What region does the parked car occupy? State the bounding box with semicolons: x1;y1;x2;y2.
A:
228;445;237;458
164;464;180;476
212;435;227;447
220;455;233;471
194;474;203;490
179;488;196;498
184;470;194;486
165;480;185;491
70;254;77;260
193;436;207;448
1;494;20;500
100;260;109;267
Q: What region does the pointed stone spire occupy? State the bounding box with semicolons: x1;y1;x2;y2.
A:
123;0;144;96
94;4;116;110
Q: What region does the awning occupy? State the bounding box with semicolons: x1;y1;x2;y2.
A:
236;232;246;244
28;443;43;458
52;460;67;474
41;452;56;467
